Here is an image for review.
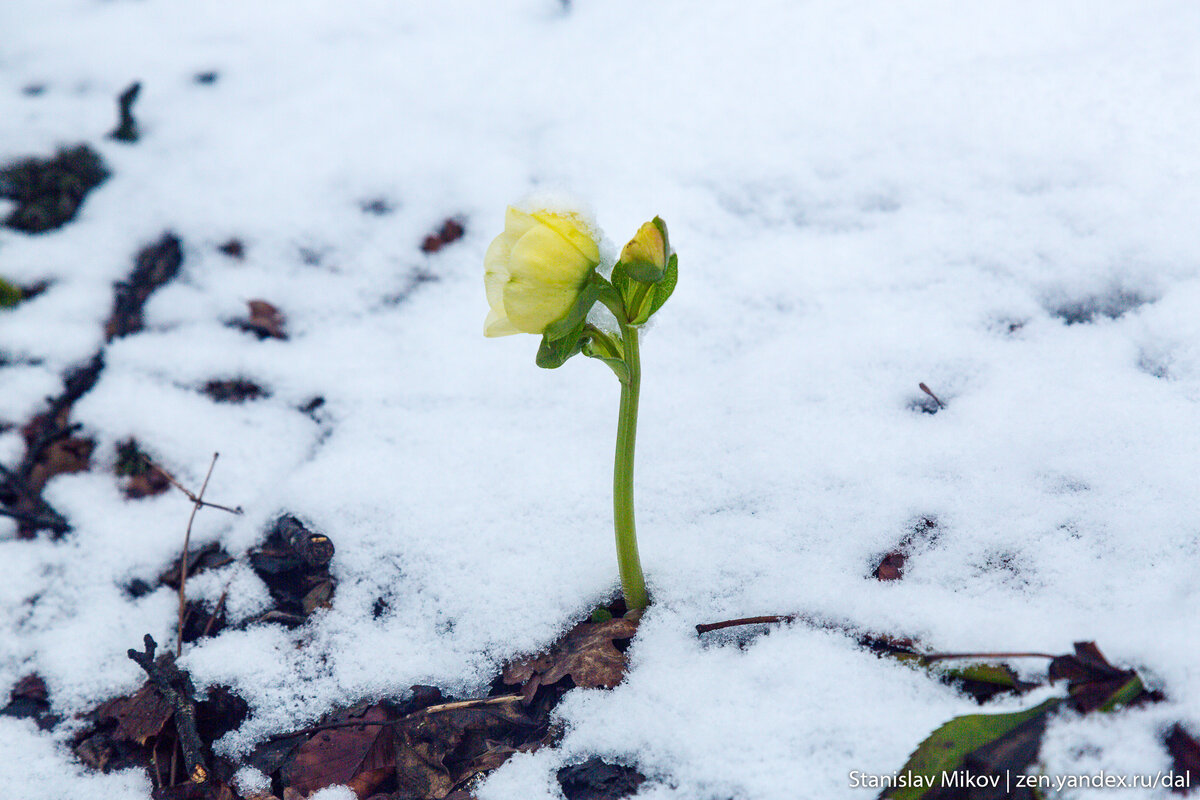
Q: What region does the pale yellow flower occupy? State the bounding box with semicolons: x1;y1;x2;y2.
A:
484;206;601;337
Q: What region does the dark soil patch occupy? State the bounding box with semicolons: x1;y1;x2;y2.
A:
0;145;109;233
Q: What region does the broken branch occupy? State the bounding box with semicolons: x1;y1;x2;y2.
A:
126;635;208;784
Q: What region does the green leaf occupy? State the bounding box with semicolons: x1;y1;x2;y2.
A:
584;351;629;382
0;277;20;308
885;698;1061;800
542;275;603;342
942;664;1023;688
536;318;586;369
622;258;664;284
1098;675;1145;712
647;253;677;317
580;326;630;381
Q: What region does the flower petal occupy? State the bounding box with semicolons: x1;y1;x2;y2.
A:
507;225;592;288
502;276;577;333
484;306;520;337
484;263;508;308
532;211;601;264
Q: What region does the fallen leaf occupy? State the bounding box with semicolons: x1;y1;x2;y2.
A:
1049;641;1157;713
557;757;646;800
421;218;465;253
393;700;536;799
96;683;174;745
282;705;393;798
939;663;1039;704
194;685;248;743
503;614;640;700
1;673;56;728
870;517;939;582
239;300;287;340
26;436;93;494
885;698;1061;800
127;468;171;499
1165;724;1200;794
874;552;905;581
153;778;237;800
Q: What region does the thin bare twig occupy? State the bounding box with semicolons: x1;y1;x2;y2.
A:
920;651;1057;663
155;453;242;656
918;382;945;408
695;615;796;635
201;587;229;639
128;635;208;784
150;459;243;514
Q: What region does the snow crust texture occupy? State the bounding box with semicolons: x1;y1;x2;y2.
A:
3;1;1200;798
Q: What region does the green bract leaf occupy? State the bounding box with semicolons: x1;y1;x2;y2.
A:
536;318;586;369
583;349;629;382
647;253;677;317
621;258;664;284
542;273;605;342
0;277;20;308
885;698;1061;800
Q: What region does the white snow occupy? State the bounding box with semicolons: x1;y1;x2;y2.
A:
3;0;1200;798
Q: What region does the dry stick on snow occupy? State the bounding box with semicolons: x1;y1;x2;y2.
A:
918;382;945;408
127;635;209;784
150;453;243;656
694;615;797;635
201;586;230;639
920;651;1057;663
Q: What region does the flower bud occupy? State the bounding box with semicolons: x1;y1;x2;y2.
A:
484;206;601;337
617;217;669;283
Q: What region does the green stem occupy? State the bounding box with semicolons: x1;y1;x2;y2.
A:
613;322;649;610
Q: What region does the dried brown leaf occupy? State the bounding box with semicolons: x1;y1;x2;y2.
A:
27;436;93;493
394;700;535;799
1166;724;1200;794
97;682;173;744
283;705;393;798
126;467;171;498
503;614;640;699
421;219;465;253
243;300;287;340
1048;641;1155;713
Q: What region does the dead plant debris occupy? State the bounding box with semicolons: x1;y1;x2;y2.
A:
1165;725;1200;795
557;757;647;800
106;232;185;341
503;612;641;702
0;144;109;233
109;81;142;143
234;299;288;340
1;674;58;730
218;238;245;259
203;379;268;403
247;515;336;627
420;218;465;253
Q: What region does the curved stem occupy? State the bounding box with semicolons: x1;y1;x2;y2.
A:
613;322;649;610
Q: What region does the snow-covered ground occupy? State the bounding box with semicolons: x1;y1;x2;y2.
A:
3;1;1200;797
